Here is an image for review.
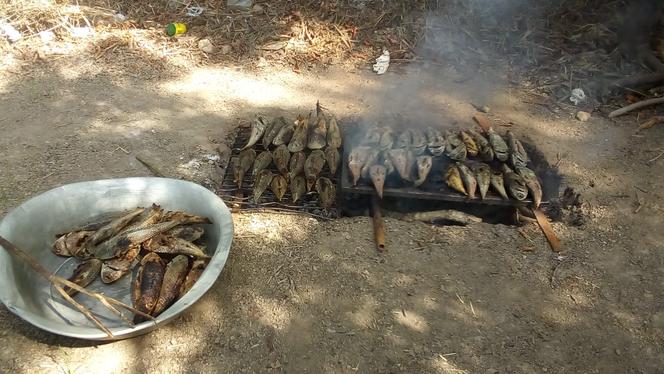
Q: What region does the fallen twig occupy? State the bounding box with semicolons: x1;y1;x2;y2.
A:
396;209;482;225
638;116;664;130
135;154;166;177
608;97;664;118
646;149;664;165
634;190;643;214
612;72;664;90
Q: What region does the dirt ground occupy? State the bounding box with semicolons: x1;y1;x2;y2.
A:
2;11;664;374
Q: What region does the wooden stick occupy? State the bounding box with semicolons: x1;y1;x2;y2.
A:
401;210;482;225
638;116;664;130
608;97;664;118
371;195;386;252
472;114;492;133
533;209;560;252
135;154;166;177
612;72;664;90
54;284;114;337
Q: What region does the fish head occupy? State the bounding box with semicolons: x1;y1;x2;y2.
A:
396;129;412;148
416;155;432;171
52;235;70;257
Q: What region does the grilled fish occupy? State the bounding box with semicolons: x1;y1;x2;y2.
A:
361;148;381;179
179;259;206;299
273;122;295;146
324;146;340;175
305;150;326;191
502;164;528;201
53;230;94;257
517;166;542;208
242;116;269;150
307;115;327;149
348;146;371;186
145;235;209;258
263;117;287;148
64;258;102;296
168;226;204;242
414;155;432;187
379;128;394;151
132;253;166;323
382;154;395;176
271;174;288;201
411;128;427;155
445;164;467;195
152;255;189;316
490;170;509;200
253;170;274;202
290;175;307;203
369;165;386;198
272;144;291;177
488;128;509;162
506;131;529;169
361;127;381;146
78;207;145;258
457;163;477;199
288;114;309;152
445;131;467;161
396;129;412;148
93;219;187;260
388;148;411;181
253;151;273;176
315;177;336;210
101;244;140;284
327;118;342;149
405;150;416;183
467;129;494;161
160;211;212;225
472;163;491;200
426;127;445;156
460;131;478;157
288;151;306;180
235;148;256;189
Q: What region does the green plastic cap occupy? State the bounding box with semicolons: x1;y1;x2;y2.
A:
166;23;176;36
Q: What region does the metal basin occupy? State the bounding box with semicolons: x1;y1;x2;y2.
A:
0;177;233;341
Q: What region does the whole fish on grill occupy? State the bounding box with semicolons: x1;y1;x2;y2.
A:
63;258;102;296
361;148;381;179
490;170;509;200
517;166;542;208
77;207;145;258
168;226;204;242
472;163;491;200
445;164;467;195
460;131;478;157
506;131;529;169
152;255;189;317
405;150;416;183
53;230;93;257
396;129;412;148
426;127;445;156
253;170;274;202
234;148;256;189
253;151;273;176
288;114;309;152
369;165;386;198
388;148;411;181
101;244;140;284
327;118;342;149
467;129;494;161
290;175;307;203
305;150;326;191
487;128;509;162
288;151;306;180
502;164;528;201
445;130;467;161
263;117;287;148
241;116;269;150
315;177;336;210
382;154;395;176
361;127;381;146
144;235;209;258
93;219;189;260
273;121;295;146
179;259;206;299
414;155;432;187
348;146;371;186
324;146;340;175
270;174;288;201
457;163;477;199
132;252;166;323
307;115;327;150
411;128;427;155
379;128;394;151
272;144;291;177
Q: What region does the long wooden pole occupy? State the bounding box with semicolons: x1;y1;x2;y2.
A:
371;195;385;252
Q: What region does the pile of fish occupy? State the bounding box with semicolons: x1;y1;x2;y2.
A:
232;105;342;210
51;204;212;323
348;125;543;208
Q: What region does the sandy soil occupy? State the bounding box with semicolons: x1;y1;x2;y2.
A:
1;44;664;374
